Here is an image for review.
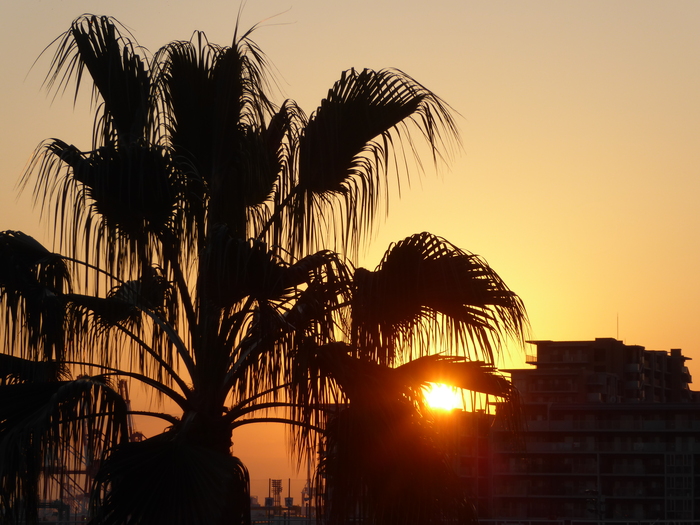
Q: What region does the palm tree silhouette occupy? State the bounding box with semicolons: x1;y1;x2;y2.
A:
0;15;527;525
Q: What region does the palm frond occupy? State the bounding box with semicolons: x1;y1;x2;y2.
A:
154;35;221;169
0;231;71;361
0;377;128;523
290;68;458;257
0;354;68;385
352;232;527;365
397;355;512;398
226;252;352;403
154;31;278;240
29;139;181;270
224;254;353;465
65;292;177;383
45;15;150;144
200;227;290;309
153;35;222;249
282;341;408;473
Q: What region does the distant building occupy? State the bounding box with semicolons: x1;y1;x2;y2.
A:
443;338;700;522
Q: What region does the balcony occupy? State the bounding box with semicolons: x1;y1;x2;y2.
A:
525;442;594;453
528;380;577;393
626;362;642;373
586;374;607;386
520;418;700;433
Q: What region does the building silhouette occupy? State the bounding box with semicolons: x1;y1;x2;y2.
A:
444;338;700;522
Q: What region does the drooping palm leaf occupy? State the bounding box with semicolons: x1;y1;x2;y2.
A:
0;377;128;524
291;68;458;257
65;295;175;384
200;226;289;308
0;354;67;385
308;344;514;407
221;252;353;467
225;252;352;411
397;354;524;434
0;231;71;362
154;31;278;241
396;354;512;397
352;232;526;365
29;138;182;276
45;15;150;144
59;142;177;233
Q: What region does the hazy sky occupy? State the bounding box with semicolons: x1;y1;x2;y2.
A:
2;0;700;497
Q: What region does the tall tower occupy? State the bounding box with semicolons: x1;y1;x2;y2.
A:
271;479;283;507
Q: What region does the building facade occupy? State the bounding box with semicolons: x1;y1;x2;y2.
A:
447;338;700;522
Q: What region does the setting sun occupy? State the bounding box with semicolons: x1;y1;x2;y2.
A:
422;383;464;411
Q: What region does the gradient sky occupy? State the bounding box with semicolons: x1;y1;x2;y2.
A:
2;0;700;497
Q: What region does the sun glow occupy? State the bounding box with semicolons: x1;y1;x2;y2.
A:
422;383;464;411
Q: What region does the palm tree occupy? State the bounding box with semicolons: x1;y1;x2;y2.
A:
0;15;527;525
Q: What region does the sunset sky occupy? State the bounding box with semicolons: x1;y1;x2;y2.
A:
2;0;699;498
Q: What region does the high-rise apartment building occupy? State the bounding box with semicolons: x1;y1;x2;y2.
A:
444;338;700;522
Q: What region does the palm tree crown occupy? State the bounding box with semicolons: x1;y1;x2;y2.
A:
0;15;527;525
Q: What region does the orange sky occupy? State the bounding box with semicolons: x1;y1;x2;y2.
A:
2;0;700;499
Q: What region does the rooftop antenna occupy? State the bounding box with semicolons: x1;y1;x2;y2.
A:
616;313;619;340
